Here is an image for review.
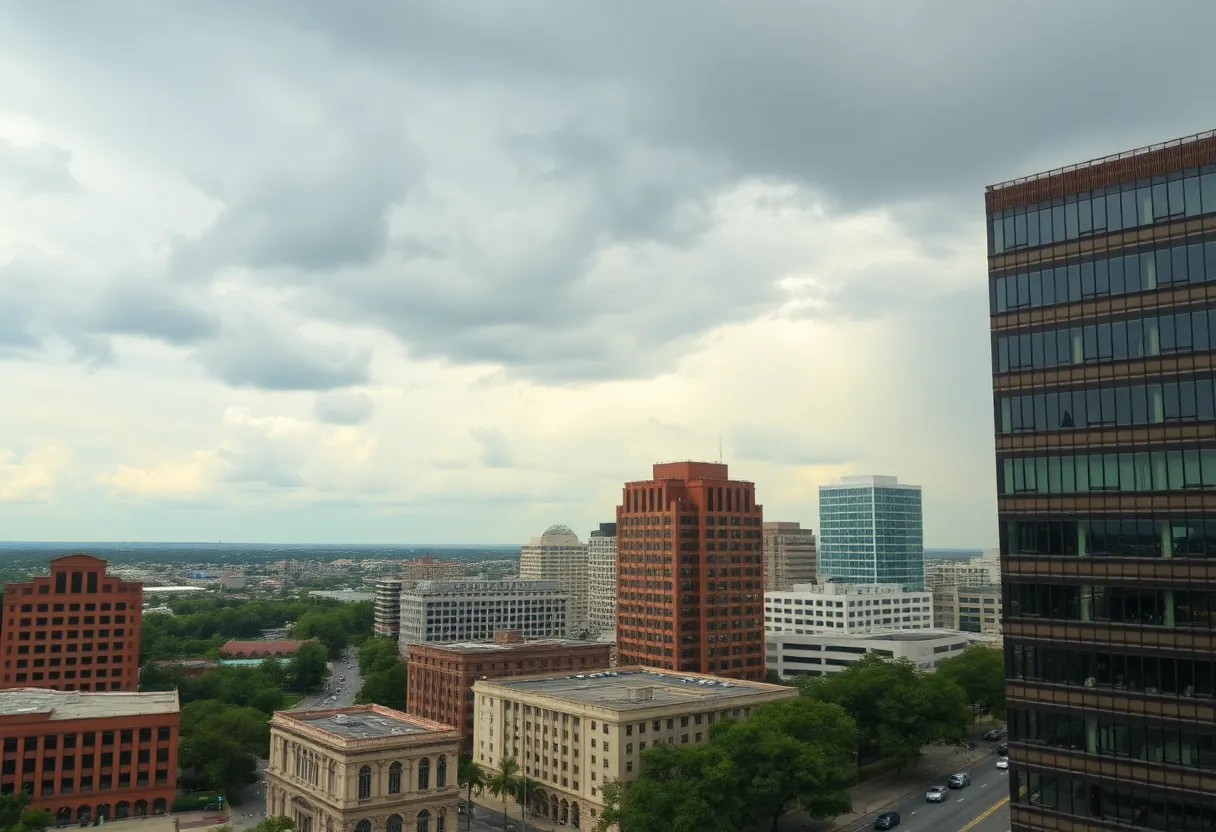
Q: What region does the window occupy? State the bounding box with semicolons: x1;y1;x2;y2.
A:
358;765;372;800
415;810;431;832
417;757;430;791
436;755;447;788
386;815;403;832
355;822;371;832
388;762;402;794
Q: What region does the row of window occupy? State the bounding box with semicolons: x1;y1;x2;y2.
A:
1010;706;1216;769
1;748;168;775
2;728;171;751
998;376;1216;434
994;306;1216;373
1000;448;1216;496
1014;769;1216;830
993;238;1216;313
1002;517;1216;558
9;602;128;614
990;164;1216;255
1007;640;1216;698
1006;582;1216;628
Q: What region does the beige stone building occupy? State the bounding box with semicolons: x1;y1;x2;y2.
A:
520;525;589;635
266;706;459;832
761;522;817;591
472;667;796;829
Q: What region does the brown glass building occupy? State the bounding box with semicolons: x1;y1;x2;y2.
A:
404;629;612;753
0;555;143;692
615;461;765;681
989;130;1216;829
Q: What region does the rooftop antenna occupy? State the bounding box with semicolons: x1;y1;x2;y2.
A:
718;435;723;463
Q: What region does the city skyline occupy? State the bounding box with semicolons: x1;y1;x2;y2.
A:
5;3;1216;547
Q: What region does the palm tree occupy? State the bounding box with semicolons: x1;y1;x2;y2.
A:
484;756;522;832
514;774;542;822
458;757;487;831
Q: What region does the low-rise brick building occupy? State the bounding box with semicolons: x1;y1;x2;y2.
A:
405;630;612;754
0;688;179;824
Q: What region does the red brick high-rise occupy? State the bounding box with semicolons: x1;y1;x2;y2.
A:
0;554;143;692
615;461;765;681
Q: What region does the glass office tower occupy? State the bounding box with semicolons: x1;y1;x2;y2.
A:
818;475;924;590
989;130;1216;830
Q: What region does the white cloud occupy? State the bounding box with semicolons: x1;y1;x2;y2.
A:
102;451;219;497
0;445;67;502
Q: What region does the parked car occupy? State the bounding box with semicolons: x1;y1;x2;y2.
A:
949;772;972;789
982;727;1007;741
996;757;1009;770
997;742;1009;756
874;812;901;830
925;785;947;803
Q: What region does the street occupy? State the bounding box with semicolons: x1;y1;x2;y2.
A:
460;801;531;832
226;646;361;831
839;753;1010;832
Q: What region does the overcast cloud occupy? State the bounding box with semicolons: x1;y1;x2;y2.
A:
1;1;1212;544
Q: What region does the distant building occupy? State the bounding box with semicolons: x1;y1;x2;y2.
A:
765;629;973;679
220;572;247;590
266;705;459;832
934;586;1003;635
308;590;375;603
925;551;1001;629
0;687;179;822
374;578;405;640
818;475;925;590
765;582;933;635
586;523;618;636
520;526;589;635
0;554;143;692
397;580;568;652
616;461;766;681
149;658;219;677
472;667;794;827
762;522;818;591
219;639;319;659
405;629;612;754
398;557;465;585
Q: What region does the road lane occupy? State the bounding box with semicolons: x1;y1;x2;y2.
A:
841;752;1010;832
965;794;1010;832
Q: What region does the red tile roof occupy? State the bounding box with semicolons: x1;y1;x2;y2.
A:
219;638;316;657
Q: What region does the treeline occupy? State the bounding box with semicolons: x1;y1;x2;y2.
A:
597;646;1005;832
354;638;406;711
140;597;373;661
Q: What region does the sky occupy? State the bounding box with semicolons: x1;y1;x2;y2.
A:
2;1;1216;546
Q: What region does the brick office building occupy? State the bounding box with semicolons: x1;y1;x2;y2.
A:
405;630;612;753
0;555;143;692
616;461;766;681
0;688;180;824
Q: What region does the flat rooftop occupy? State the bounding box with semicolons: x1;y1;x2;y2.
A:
417;638;606;653
282;706;448;740
768;629;971;643
476;668;790;711
0;688;179;720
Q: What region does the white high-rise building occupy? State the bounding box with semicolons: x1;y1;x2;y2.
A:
398;580;569;650
520;525;589;635
587;522;617;636
764;582;934;635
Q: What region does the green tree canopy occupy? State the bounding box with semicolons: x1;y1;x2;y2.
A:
799;654;972;770
935;644;1006;717
712;697;857;830
288;642;331;692
355;645;407;711
179;701;271;793
357;637;402;675
596;742;741;832
0;793;53;832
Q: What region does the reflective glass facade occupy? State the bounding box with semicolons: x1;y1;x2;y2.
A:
989;130;1216;830
818;477;924;590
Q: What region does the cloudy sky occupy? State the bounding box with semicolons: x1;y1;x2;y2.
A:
1;1;1213;545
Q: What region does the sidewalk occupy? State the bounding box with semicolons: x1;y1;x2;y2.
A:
468;793;564;832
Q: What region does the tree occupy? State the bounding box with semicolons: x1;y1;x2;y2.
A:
210;818;294;832
764;669;785;685
356;660;407;711
935;644;1006;717
357;637;402;675
483;757;521;831
179;701;271;793
0;793;53;832
458;756;486;830
598;742;740;832
288;642;331;692
803;654;972;771
712;697;857;830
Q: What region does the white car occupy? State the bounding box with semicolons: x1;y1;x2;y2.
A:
996;757;1009;770
925;786;947;802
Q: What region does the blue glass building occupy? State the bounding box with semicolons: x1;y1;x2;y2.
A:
817;475;924;590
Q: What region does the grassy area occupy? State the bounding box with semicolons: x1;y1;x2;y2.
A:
857;758;901;783
283;694;304;708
